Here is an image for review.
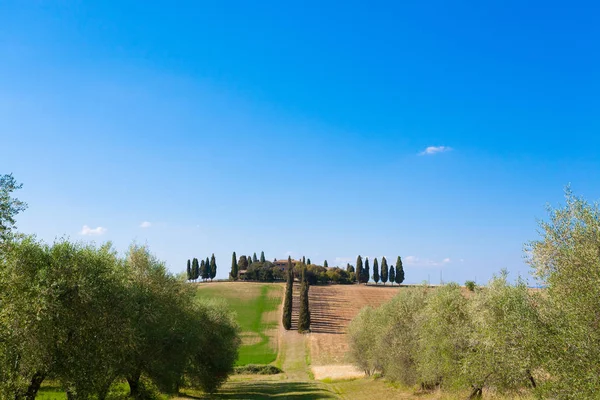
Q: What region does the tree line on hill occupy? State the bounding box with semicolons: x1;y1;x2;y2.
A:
186;255;217;281
348;189;600;398
0;175;240;399
225;251;406;285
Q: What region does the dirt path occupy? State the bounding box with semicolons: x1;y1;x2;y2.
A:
276;283;311;380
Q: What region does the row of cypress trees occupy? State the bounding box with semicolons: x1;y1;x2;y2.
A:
282;256;311;332
229;251;268;280
356;255;405;285
186;254;217;281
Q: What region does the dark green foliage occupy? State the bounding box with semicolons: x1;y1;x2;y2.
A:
203;257;210;280
0;174;28;241
230;252;238;281
241;261;283;282
238;255;249;270
233;364;282;375
260;251;266;263
198;259;205;281
361;257;370;284
465;280;476;291
323;260;328;268
346;263;355;273
395;256;405;285
302;256;306;264
252;253;258;263
381;257;388;284
307;258;311;265
0;239;240;399
373;258;379;284
192;258;200;281
389;265;395;286
356;256;363;284
282;257;293;330
187;259;192;281
209;254;217;281
326;267;353;283
297;268;311;333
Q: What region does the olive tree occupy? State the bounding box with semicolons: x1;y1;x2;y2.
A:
415;283;471;390
462;272;546;397
526;189;600;397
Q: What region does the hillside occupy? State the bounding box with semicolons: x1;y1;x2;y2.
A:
301;284;400;367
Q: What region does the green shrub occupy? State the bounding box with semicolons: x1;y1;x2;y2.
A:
233;364;282;375
465;280;476;291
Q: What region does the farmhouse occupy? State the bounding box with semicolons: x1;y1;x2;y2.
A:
273;258;300;269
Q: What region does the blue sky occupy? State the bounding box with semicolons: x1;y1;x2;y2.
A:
2;1;599;284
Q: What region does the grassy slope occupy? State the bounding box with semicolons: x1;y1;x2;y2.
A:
196;282;282;365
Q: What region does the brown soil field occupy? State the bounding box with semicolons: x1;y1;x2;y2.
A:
295;284;402;366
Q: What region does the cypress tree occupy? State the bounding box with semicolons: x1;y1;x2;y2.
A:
307;258;311;265
260;251;266;263
362;257;370;284
210;253;217;281
282;256;293;330
252;252;258;263
302;256;306;264
395;256;405;285
198;259;205;281
230;251;238;280
247;255;252;266
381;256;388;285
373;258;380;284
298;267;311;333
203;257;210;281
323;260;328;268
389;265;396;286
192;258;200;281
356;255;363;284
186;259;191;281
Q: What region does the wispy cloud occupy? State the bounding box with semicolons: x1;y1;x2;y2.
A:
334;257;353;266
404;255;452;267
419;146;452;156
140;221;152;228
79;225;107;236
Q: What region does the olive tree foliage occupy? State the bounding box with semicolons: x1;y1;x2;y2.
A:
348;288;428;383
0;239;240;399
347;306;384;376
186;299;240;394
0;174;27;242
414;283;470;390
526;189;600;397
0;237;130;400
122;245;240;397
462;273;547;397
376;288;428;385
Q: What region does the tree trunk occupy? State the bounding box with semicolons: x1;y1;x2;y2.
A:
24;372;45;400
468;387;482;399
127;371;141;399
97;379;114;400
527;369;537;388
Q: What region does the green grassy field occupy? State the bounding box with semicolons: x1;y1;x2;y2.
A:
196;282;282;366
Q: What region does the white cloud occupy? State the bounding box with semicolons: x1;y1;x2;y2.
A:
404;255;452;267
419;146;452;156
79;225;107;236
404;255;420;264
140;221;152;228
